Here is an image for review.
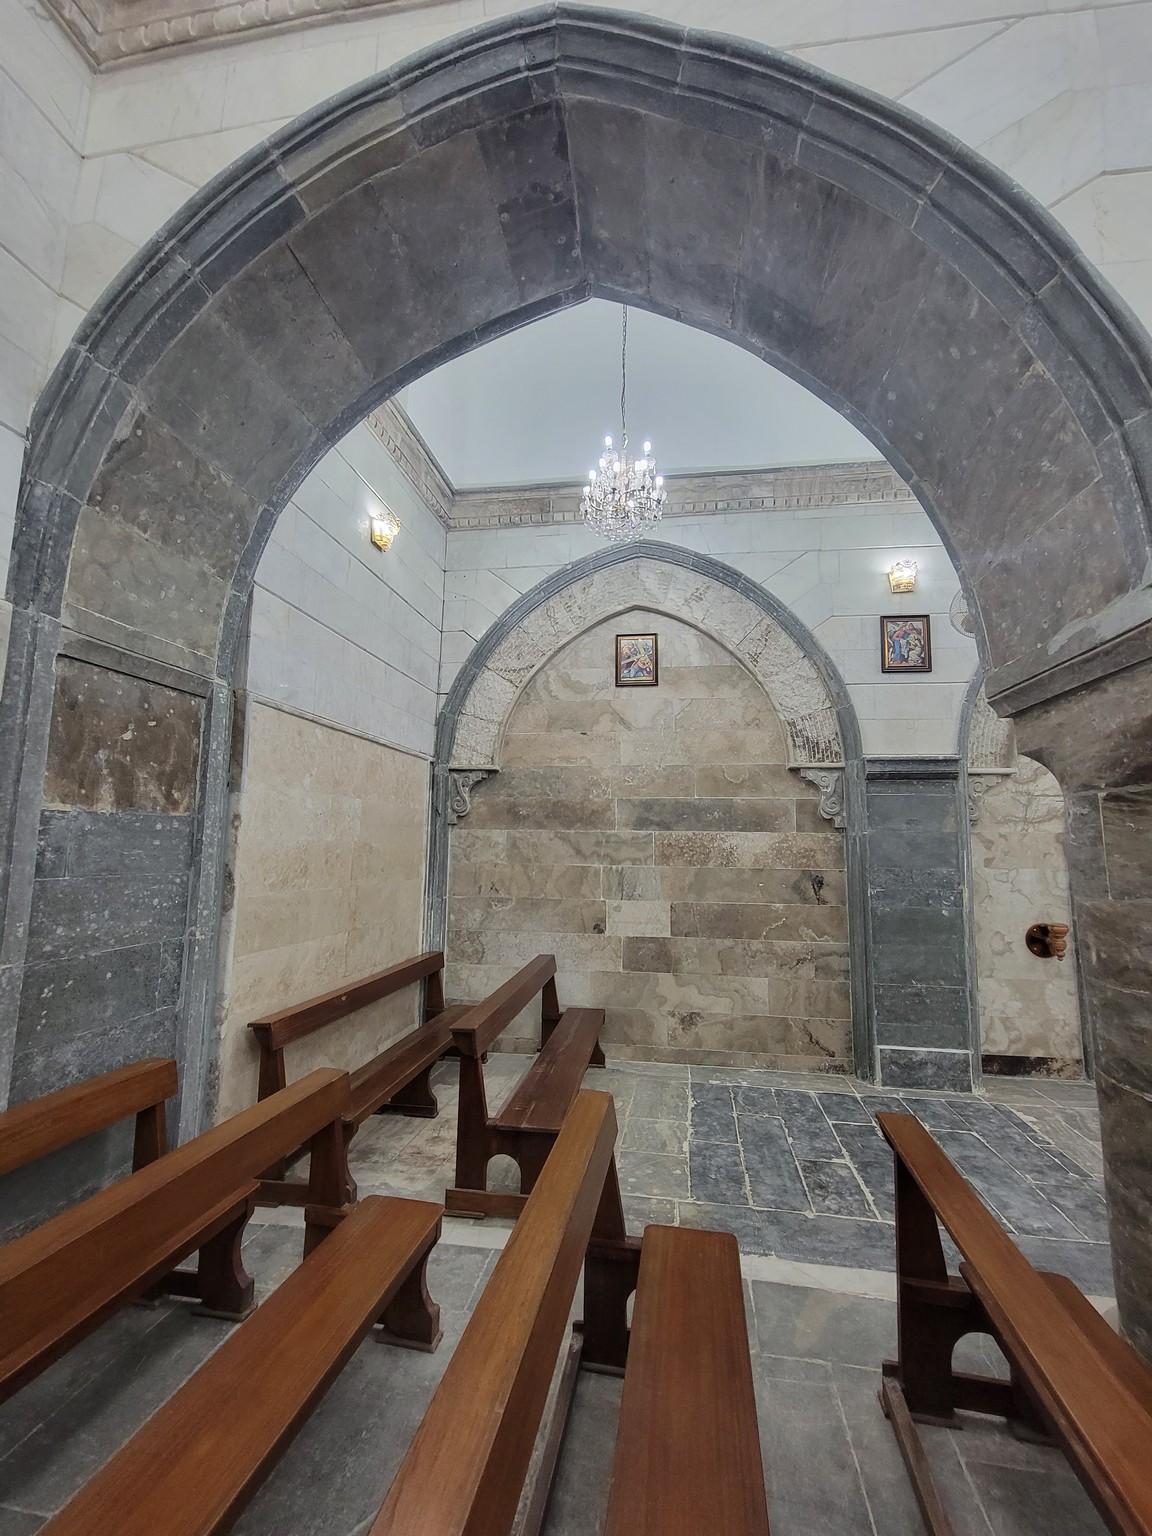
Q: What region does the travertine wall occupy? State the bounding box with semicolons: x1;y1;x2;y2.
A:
213;700;429;1119
972;755;1083;1069
445;609;851;1072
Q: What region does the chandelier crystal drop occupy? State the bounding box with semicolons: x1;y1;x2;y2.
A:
581;307;667;543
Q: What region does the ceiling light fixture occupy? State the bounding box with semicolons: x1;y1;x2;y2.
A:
581;306;667;543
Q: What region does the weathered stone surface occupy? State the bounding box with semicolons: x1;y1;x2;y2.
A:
43;661;202;815
446;608;848;1074
879;1047;973;1093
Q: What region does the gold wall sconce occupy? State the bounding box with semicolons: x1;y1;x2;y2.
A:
888;558;918;593
368;506;400;552
1025;922;1070;960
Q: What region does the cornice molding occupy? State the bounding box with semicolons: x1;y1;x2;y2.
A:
449;460;911;532
43;0;447;69
364;400;454;531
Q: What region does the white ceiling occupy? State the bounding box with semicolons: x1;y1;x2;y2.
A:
398;299;882;489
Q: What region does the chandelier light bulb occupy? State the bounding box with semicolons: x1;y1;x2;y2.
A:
582;307;667;544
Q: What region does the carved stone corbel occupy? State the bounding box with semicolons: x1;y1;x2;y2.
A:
447;769;495;825
967;774;997;824
798;767;846;830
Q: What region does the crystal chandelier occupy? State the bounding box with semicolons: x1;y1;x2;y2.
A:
581;307;667;542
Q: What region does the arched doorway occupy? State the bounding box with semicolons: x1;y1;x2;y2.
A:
3;7;1151;1347
433;543;862;1075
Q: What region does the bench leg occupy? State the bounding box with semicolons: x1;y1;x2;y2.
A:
581;1237;641;1372
512;1131;555;1202
194;1198;256;1320
588;1035;606;1069
377;1064;439;1119
378;1243;443;1353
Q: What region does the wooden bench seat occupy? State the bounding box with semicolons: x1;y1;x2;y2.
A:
39;1194;443;1536
378;1092;768;1536
603;1224;771;1536
877;1110;1152;1536
249;951;469;1206
444;956;606;1217
0;1057;177;1187
0;1068;352;1404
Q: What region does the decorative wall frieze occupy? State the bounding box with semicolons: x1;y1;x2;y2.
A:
448;556;846;772
967;683;1017;774
43;0;439;68
364;402;454;531
798;767;846;829
446;768;495;824
449;461;912;532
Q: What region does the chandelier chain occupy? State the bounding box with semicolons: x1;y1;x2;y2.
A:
620;305;627;445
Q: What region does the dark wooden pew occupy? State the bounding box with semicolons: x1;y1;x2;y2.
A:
39;1193;443;1536
877;1110;1152;1536
0;1056;176;1183
444;953;606;1217
249;950;470;1205
602;1225;771;1536
0;1068;352;1404
376;1091;768;1536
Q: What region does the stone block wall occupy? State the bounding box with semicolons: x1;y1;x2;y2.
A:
445;609;851;1071
213;699;429;1119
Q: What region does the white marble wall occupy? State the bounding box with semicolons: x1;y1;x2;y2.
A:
247;418;447;758
0;0;90;605
971;756;1083;1067
443;498;978;759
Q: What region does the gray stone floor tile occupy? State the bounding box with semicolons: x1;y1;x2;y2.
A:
1013;1236;1115;1294
748;1285;898;1370
689;1082;739;1142
739;1117;810;1212
962;1455;1106;1535
615;1150;690;1200
832;1364;927;1532
772;1091;844;1158
733;1085;778;1116
831;1121;896;1220
932;1130;1084;1240
627;1077;690;1121
756;1376;874;1536
798;1159;874;1219
618;1117;686;1155
621;1195;677;1233
0;1509;42;1535
544;1371;619;1536
688;1139;747;1205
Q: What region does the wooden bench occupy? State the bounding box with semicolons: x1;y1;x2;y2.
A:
249;951;471;1206
38;1193;443;1536
377;1090;769;1536
0;1068;352;1405
0;1057;177;1188
445;953;606;1218
877;1110;1152;1536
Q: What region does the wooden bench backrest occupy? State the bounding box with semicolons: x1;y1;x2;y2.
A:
0;1059;177;1177
249;952;446;1054
371;1089;618;1536
877;1112;1152;1534
0;1068;350;1380
449;954;559;1060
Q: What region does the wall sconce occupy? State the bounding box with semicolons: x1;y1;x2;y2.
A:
888;558;918;593
368;506;400;552
1026;922;1070;961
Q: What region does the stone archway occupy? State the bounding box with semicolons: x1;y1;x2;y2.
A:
430;542;867;1069
3;4;1152;1345
436;546;860;1075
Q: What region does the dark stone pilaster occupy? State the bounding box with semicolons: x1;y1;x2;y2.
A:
863;758;975;1092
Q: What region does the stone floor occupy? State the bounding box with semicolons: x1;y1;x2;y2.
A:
0;1060;1115;1535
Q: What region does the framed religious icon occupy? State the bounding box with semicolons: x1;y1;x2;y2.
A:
615;632;659;687
880;614;932;673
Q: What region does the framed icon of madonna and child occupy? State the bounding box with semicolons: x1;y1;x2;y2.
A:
880;615;932;673
615;633;659;687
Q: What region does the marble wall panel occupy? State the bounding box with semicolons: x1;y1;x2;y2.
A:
971;754;1083;1065
213;699;430;1119
444;609;850;1072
